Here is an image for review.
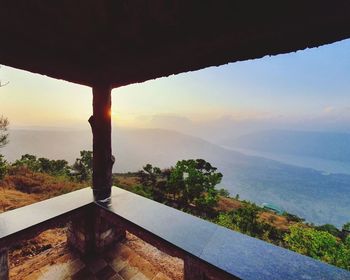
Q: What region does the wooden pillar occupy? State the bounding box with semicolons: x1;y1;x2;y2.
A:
89;84;114;201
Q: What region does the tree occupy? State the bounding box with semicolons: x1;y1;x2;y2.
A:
137;164;162;190
343;222;350;231
283;212;305;223
12;154;69;177
0;116;9;181
13;154;40;172
284;223;350;269
0;154;7;181
216;202;284;243
0;116;9;148
168;159;222;211
316;224;340;237
218;188;230;197
71;150;93;182
38;157;69;176
136;164;170;200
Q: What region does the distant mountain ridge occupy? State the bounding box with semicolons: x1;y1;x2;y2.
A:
1;128;350;227
224;129;350;162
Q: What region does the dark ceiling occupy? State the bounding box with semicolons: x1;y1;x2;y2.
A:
1;1;350;88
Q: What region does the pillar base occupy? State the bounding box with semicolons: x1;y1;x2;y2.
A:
92;188;111;202
67;207;125;255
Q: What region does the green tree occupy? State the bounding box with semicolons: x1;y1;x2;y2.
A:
132;185;154;199
283;212;305;223
284;223;344;264
13;154;40;172
335;236;350;270
216;212;238;231
0;154;7;181
136;164;170;201
168;159;222;212
0;116;9;181
137;164;162;190
0;116;9;148
71;150;93;182
216;202;284;243
38;158;69;176
316;224;341;237
343;222;350;231
230;203;263;236
218;188;230;197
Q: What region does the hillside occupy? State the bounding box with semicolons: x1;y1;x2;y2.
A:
2;128;350;226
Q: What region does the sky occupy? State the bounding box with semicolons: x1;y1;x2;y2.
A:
1;38;350;139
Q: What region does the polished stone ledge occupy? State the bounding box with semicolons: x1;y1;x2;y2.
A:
97;187;350;280
0;188;93;242
1;187;349;280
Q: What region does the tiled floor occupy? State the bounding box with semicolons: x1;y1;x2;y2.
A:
10;233;183;280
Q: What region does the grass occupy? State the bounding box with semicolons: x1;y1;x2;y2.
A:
0;166;85;212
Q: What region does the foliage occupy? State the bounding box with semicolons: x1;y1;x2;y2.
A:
284;224;350;269
343;222;350;231
137;164;162;188
136;164;169;200
230;204;262;236
132;185;154;199
336;236;350;270
12;154;69;176
71;150;93;182
13;154;41;172
218;188;230;197
216;212;238;231
0;116;9;148
215;203;284;244
9;151;92;182
38;158;69;176
0;154;7;181
167;159;222;212
316;224;340;237
283;212;305;223
135;159;222;213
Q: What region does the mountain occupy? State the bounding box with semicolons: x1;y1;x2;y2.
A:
224;129;350;163
1;128;350;227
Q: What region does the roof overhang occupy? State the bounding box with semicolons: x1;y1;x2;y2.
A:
1;1;350;88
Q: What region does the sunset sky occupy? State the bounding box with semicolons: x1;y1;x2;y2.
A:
1;38;350;133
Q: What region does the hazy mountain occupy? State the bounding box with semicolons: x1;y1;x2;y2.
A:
224;129;350;163
1;128;350;227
